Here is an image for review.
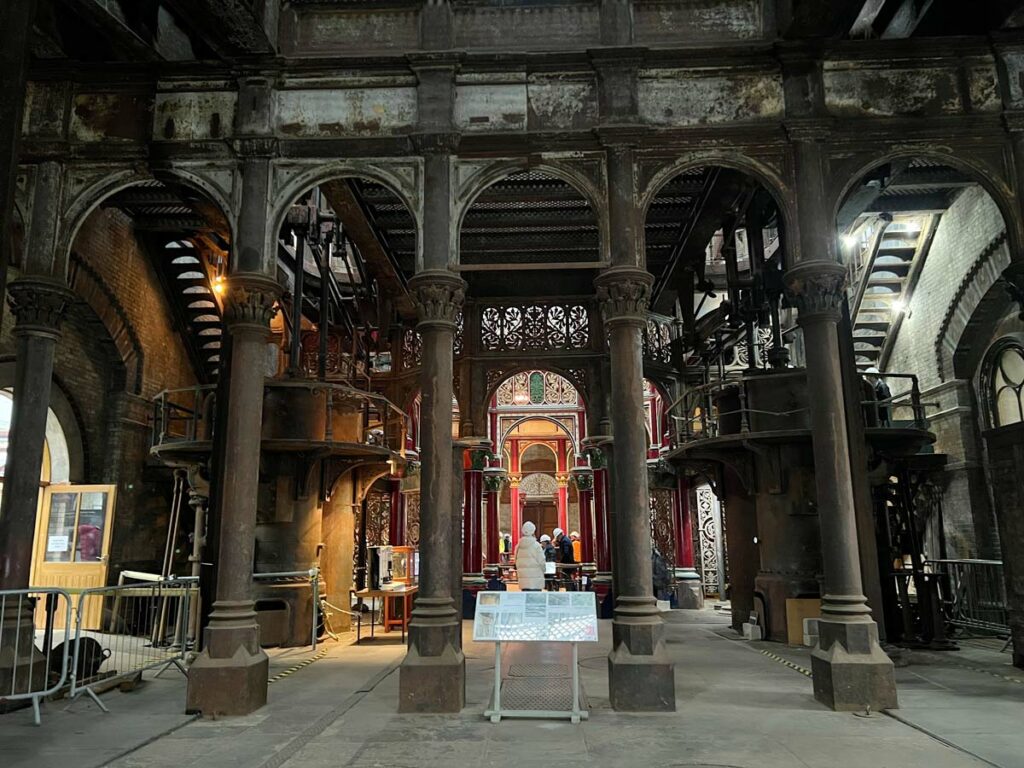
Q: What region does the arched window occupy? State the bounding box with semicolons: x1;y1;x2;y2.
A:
987;341;1024;428
0;390;72;506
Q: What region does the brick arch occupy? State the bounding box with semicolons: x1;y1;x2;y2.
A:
936;232;1012;382
67;252;145;395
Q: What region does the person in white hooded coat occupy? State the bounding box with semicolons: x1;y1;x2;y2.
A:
514;521;547;591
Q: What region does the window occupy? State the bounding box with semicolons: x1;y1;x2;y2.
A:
0;390;73;509
988;342;1024;428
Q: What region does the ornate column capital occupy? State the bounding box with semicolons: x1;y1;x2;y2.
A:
409;269;466;331
508;474;522;489
594;267;653;328
223;273;280;334
556;473;570;488
784;261;848;324
7;277;75;339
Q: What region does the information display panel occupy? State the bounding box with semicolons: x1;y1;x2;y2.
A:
472;591;598;643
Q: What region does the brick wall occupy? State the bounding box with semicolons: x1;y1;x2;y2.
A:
72;208;196;398
887;186;1007;389
882;186;1010;559
2;206;202;579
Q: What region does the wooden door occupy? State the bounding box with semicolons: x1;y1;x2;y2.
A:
526;502;559;541
32;485;117;630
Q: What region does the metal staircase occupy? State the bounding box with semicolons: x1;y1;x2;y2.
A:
848;213;939;371
153;239;225;381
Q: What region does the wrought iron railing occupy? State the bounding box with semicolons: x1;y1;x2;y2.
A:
151;380;408;453
668;369;933;446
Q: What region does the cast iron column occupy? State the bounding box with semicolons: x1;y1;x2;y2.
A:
462;450;485;575
0;278;73;588
595;266;675;711
483;468;501;566
576;475;595;563
186;274;278;716
785;261;897;711
398;269;466;712
388;476;405;546
591;449;612;572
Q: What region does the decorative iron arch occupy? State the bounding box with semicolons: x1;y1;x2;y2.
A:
453;158;609;267
58;167;236;281
498;415;577;456
268;160;423;274
639;152;796;267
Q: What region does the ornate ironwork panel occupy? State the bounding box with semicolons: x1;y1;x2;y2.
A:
649;488;676;571
401;328;421;370
643;316;673;365
519;472;559;497
405;491;421;547
696;484;721;597
496;371;579;407
364;490;390;547
480;303;589;352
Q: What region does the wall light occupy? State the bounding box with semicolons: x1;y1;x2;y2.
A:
841;233;859;250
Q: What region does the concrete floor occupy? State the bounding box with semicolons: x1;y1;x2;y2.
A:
2;608;1022;768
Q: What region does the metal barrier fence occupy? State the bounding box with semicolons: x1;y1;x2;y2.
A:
253;569;321;650
928;559;1010;637
68;577;198;712
0;588;73;725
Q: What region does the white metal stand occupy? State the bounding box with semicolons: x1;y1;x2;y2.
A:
484;641;587;724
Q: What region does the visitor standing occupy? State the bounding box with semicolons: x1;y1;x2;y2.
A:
514;521;546;591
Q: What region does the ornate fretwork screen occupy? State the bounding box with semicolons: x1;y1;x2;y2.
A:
401;311;464;370
405;491;420;547
519;472;559;498
649;488;676;571
695;484;724;597
643;316;674;365
496;371;579;407
480;303;589;352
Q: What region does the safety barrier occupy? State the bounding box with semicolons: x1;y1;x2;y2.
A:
67;577;198;712
0;588;73;725
929;559;1010;637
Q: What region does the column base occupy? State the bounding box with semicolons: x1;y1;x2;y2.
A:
186;645;269;716
811;617;898;712
398;597;465;713
671;571;704;610
186;603;269;716
608;597;675;711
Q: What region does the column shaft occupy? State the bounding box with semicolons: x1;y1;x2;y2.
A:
399;269;466;713
578;488;594;563
786;261;897;711
388;477;404;546
593;465;611;571
596;266;675;711
0;279;73;589
186;274;278;717
484;487;500;565
462;466;483;574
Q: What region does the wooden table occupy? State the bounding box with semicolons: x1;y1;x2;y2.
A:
354;584;418;643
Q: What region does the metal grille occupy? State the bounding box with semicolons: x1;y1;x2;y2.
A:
508;663;568;678
500;677;574;711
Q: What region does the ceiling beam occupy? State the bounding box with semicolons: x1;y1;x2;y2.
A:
56;0;163;61
778;0;868;38
162;0;273;58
